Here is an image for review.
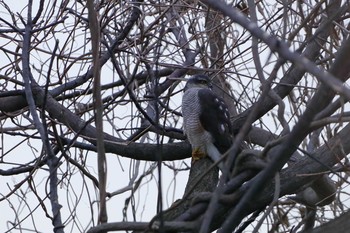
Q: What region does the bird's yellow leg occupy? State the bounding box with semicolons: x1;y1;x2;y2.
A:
192;148;206;161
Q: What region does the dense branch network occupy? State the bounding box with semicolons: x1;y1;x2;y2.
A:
0;1;349;233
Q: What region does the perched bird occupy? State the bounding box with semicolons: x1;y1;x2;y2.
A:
182;74;233;169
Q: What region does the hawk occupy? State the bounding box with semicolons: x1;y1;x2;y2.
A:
182;74;233;169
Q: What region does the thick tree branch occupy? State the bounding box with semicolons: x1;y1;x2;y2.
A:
87;221;196;233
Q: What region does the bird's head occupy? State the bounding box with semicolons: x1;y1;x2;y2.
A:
184;74;213;91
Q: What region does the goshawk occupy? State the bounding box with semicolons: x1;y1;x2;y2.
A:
182;74;233;167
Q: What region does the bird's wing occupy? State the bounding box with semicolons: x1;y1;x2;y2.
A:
198;88;233;154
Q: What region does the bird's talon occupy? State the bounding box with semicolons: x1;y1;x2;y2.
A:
192;148;206;161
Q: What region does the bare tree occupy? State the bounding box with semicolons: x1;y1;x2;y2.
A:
0;0;350;232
